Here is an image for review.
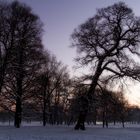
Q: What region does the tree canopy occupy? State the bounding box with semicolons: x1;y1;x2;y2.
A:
71;2;140;130
72;2;140;86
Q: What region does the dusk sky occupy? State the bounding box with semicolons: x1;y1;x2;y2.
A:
16;0;140;105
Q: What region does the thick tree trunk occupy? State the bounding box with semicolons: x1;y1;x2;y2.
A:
74;111;87;130
14;46;23;128
74;59;103;130
14;76;22;128
74;82;96;130
14;96;22;128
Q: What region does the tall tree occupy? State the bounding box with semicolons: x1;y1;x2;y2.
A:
71;2;140;130
1;1;44;128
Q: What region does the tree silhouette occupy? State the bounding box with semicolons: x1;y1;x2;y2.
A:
35;52;70;126
0;1;44;128
71;2;140;130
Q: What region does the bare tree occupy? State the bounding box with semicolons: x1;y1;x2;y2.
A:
71;2;140;130
97;87;128;128
35;52;70;126
0;1;44;128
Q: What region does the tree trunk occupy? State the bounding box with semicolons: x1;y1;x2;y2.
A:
121;116;125;128
42;79;48;126
74;80;101;129
74;59;103;130
14;71;23;127
93;108;97;125
43;101;46;126
14;77;22;128
74;81;97;130
14;96;22;128
43;90;46;126
105;118;108;128
105;107;108;128
74;111;87;130
122;120;125;128
14;46;23;128
114;119;116;125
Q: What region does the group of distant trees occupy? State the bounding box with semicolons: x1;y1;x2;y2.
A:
0;1;140;130
68;80;128;128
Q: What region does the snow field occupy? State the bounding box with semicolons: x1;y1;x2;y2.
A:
0;123;139;140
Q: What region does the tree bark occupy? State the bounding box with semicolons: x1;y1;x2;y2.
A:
14;77;22;128
43;86;47;126
102;110;105;128
14;43;23;128
14;96;22;128
74;59;103;130
74;111;87;130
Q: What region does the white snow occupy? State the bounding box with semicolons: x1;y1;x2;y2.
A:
0;122;139;140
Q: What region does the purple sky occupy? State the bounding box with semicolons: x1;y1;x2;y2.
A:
16;0;140;74
15;0;140;105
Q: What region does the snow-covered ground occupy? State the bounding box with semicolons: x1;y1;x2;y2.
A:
0;122;140;140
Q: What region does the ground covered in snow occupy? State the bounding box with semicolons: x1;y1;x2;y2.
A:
0;122;140;140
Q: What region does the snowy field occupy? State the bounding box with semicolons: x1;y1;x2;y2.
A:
0;122;140;140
